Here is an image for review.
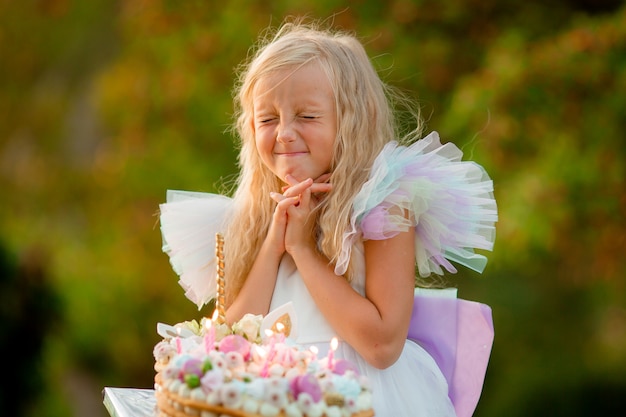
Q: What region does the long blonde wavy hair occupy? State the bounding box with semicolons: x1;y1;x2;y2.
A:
223;20;422;306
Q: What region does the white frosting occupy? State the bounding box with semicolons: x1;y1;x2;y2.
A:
155;317;373;417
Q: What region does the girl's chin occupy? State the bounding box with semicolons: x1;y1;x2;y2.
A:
279;169;326;184
280;171;307;183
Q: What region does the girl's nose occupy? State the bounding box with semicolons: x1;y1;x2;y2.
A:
276;120;296;143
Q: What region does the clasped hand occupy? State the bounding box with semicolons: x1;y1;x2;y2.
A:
268;174;332;256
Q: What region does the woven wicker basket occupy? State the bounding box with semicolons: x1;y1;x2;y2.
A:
155;386;249;417
155;374;374;417
156;388;374;417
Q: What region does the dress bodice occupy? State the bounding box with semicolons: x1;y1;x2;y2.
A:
269;241;366;348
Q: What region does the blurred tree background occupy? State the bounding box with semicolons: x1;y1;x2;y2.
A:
1;0;624;416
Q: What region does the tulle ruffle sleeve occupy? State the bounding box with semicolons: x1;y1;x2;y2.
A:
335;131;497;277
159;190;233;309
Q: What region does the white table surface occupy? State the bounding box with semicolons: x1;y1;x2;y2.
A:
103;387;157;417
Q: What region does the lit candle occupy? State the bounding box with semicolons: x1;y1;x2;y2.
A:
275;322;286;342
327;337;338;370
175;327;182;354
260;360;269;378
265;329;276;360
253;344;266;362
256;345;269;378
204;319;215;354
262;329;276;378
307;345;320;372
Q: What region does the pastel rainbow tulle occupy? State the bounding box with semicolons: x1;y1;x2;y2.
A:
335;131;497;278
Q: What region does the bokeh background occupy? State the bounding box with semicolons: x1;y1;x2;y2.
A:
1;0;625;416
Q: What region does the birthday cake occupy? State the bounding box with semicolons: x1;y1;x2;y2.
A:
153;309;374;417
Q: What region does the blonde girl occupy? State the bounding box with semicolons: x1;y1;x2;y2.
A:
161;20;497;417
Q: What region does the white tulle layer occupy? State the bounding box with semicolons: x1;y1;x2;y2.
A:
159;190;233;309
341;339;457;416
335;131;498;278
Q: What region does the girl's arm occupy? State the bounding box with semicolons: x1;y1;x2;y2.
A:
289;228;416;370
225;236;283;324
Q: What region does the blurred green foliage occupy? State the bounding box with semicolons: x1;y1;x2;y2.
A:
1;0;624;416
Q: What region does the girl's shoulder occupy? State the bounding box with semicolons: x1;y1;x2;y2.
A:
336;132;498;278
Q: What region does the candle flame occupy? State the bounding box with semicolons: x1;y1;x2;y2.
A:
310;346;319;355
211;309;219;322
276;322;285;333
330;337;339;351
264;329;274;337
255;344;267;357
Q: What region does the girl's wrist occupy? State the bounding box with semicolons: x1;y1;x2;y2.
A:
260;236;286;262
287;242;321;265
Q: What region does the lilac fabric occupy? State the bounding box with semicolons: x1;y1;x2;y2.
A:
408;293;494;417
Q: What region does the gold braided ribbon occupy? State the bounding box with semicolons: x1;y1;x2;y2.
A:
215;232;226;325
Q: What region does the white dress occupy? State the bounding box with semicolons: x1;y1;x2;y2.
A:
159;131;498;417
270;246;457;416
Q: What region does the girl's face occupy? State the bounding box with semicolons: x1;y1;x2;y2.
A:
252;61;337;183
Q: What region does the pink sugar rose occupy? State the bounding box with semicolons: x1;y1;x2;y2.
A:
219;335;251;360
332;359;359;376
181;358;204;377
289;374;322;403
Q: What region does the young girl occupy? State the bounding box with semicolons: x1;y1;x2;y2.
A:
160;21;497;417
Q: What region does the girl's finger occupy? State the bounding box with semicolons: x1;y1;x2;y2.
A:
310;182;332;194
313;173;331;184
271;191;301;209
300;186;311;209
270;191;286;203
282;178;313;197
284;174;330;194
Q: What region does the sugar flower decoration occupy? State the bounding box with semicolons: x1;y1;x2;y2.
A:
231;313;263;342
225;351;245;370
219;334;251;360
200;369;225;393
331;375;361;399
219;382;243;409
290;374;322;402
153;340;176;362
265;386;288;409
175;319;202;336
